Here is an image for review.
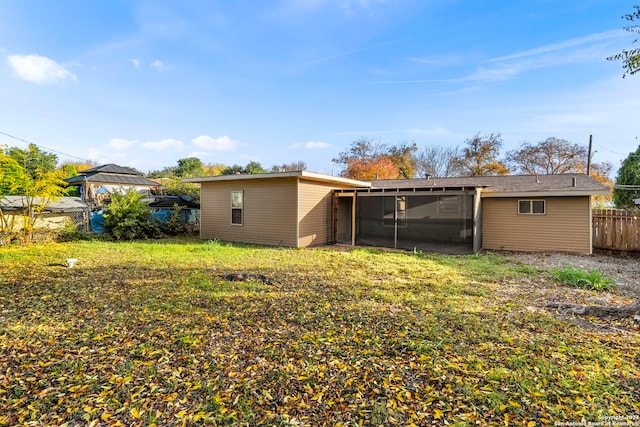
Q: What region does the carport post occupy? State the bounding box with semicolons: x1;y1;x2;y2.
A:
473;187;482;253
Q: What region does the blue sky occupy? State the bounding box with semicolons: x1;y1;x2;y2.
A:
1;0;639;176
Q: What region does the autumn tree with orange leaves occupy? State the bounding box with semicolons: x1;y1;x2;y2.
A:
334;138;420;180
343;155;400;180
333;138;402;180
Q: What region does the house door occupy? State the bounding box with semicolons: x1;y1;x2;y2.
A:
334;195;354;244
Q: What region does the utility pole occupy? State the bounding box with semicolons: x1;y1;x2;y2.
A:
586;134;593;176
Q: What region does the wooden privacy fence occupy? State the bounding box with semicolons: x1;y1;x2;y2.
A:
592;209;640;252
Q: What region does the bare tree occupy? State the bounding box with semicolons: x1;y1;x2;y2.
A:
271;161;308;173
506;137;588;175
415;145;463;178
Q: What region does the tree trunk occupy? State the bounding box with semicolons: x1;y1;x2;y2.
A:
546;300;640;319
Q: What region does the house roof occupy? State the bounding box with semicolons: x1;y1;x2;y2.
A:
366;173;610;197
64;163;160;187
0;196;89;212
65;172;161;187
183;170;371;188
183;171;609;196
77;164;142;175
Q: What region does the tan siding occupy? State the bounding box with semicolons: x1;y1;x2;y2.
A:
298;181;335;247
200;178;298;246
482;196;592;254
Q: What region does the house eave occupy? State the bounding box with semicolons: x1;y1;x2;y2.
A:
481;190;610;198
183;170;371;188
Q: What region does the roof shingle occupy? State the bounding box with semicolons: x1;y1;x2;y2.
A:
367;173;609;195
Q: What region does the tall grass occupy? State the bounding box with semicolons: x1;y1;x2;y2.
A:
551;266;614;291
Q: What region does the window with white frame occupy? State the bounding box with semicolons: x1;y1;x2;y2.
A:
518;199;546;215
231;191;243;225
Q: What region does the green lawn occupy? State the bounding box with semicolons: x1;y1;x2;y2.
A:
0;238;638;426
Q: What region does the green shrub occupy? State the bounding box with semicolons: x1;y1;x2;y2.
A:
159;205;189;236
103;191;161;240
56;220;95;242
551;266;614;291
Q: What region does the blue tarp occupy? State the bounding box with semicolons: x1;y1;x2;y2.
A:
151;210;171;222
90;210;106;234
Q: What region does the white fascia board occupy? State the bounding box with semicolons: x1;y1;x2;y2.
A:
481;190;611;198
183;170;371;188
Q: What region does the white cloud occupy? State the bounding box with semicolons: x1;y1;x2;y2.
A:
7;54;76;84
378;30;626;86
489;30;623;63
150;60;165;71
304;141;332;149
407;54;461;66
129;58;141;69
108;138;138;150
460;30;627;83
142;138;184;151
289;141;333;149
188;151;210;158
192;135;240;151
287;0;386;13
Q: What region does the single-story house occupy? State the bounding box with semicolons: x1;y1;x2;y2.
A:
184;171;610;254
64;164;161;207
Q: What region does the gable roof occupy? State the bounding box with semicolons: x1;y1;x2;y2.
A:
78;164;141;175
65;172;160;187
367;173;610;197
64;164;160;187
183;170;371;188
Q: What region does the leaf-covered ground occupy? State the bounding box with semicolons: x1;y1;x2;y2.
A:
0;238;638;426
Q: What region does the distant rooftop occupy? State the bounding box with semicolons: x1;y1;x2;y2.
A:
77;164;142;176
64;164;160;187
0;196;89;212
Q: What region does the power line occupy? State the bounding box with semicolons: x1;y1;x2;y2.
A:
0;130;93;163
592;142;633;158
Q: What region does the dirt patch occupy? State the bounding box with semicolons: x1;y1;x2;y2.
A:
488;251;640;334
502;251;640;299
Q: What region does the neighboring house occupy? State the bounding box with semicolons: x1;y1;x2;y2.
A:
64;164;161;207
185;171;610;255
0;196;90;231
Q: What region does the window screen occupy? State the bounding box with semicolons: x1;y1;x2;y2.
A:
518;200;545;215
231;191;243;225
